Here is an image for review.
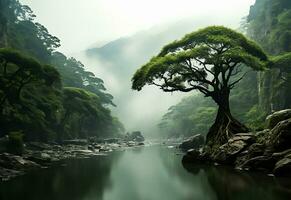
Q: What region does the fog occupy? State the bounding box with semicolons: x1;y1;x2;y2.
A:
21;0;255;137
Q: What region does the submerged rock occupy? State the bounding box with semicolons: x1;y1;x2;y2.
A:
179;134;205;151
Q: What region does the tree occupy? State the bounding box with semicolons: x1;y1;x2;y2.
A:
0;48;43;107
132;26;268;146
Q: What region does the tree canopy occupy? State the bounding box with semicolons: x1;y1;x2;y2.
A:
132;26;268;146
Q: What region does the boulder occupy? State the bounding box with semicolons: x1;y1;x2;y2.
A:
274;157;291;177
235;143;265;167
266;109;291;129
266;118;291;151
124;131;145;142
212;133;256;164
179;134;205;151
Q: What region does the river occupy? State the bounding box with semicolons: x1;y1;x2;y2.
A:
0;144;291;200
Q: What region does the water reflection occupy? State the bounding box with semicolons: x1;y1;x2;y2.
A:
183;162;291;200
0;145;291;200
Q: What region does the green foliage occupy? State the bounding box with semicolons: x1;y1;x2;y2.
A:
0;0;124;143
132;26;267;95
247;0;291;112
244;104;267;130
7;131;24;155
159;94;216;138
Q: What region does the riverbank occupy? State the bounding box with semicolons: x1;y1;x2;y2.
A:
182;109;291;177
0;140;145;181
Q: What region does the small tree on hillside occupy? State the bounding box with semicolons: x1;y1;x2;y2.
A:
132;26;268;147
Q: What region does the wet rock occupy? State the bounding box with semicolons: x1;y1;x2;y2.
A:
274;157;291;177
0;153;40;171
179;134;205;151
266;109;291;129
237;155;276;171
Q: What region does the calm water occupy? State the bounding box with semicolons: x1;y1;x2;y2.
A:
1;145;291;200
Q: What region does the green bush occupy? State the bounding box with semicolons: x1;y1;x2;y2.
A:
7;132;24;155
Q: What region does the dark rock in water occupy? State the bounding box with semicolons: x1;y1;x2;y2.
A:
182;149;209;164
274;157;291;177
124;131;145;142
266;109;291;129
0;153;40;171
237;155;276;171
266;118;291;151
138;142;145;146
179;134;205;151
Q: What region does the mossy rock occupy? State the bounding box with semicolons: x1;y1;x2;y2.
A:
266;109;291;129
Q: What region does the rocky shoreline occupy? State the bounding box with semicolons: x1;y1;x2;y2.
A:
182;109;291;177
0;138;145;182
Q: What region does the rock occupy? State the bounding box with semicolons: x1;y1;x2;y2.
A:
138;142;145;146
266;118;291;151
0;153;40;171
182;149;209;164
237;155;276;171
179;134;205;151
235;143;265;167
266;109;291;129
124;131;145;142
213;140;247;164
274;157;291;177
212;133;255;164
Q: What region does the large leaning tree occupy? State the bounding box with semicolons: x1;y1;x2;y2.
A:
132;26;268;147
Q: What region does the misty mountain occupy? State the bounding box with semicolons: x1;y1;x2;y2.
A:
76;17;237;136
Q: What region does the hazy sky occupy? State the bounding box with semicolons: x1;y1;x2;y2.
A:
21;0;255;54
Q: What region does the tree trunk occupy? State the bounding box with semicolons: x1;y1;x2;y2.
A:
206;89;249;148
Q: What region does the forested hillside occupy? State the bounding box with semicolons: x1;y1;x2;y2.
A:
0;0;124;142
159;0;291;138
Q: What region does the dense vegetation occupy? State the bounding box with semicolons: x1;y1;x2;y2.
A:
0;0;124;142
158;0;291;140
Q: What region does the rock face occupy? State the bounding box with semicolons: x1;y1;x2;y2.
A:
179;134;205;151
266;109;291;129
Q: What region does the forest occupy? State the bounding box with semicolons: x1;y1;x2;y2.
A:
0;0;291;199
0;0;125;145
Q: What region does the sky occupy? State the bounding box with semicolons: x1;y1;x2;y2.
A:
21;0;255;54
